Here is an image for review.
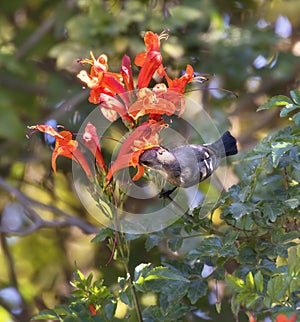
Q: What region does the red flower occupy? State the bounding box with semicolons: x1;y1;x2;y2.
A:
106;120;166;182
134;30;168;89
127;87;177;120
82;122;106;172
77;52;125;98
165;64;195;93
88;303;97;316
28;124;92;178
77;52;132;122
120;54;134;93
275;313;297;322
249;313;297;322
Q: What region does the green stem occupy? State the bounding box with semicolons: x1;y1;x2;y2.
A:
123;261;143;322
115;230;143;322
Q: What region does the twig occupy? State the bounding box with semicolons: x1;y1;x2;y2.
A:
0;74;47;96
0;176;98;235
16;15;55;60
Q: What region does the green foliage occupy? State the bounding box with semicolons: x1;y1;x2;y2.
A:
258;90;300;126
1;1;300;321
32;267;116;321
74;90;300;321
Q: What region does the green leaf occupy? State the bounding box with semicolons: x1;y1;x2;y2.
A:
266;274;288;301
244;293;262;308
134;264;189;293
104;302;117;321
271;141;293;167
254;271;264;293
215;301;222;314
143;306;165;322
168;237;183;251
279;104;299;117
284;198;299;209
257;95;293;111
134;263;152;282
119;286;133;307
145;234;164;251
31;310;60;320
262;203;282;222
271;227;299;244
191;237;222;257
292;111;300;126
187;280;208;304
74;268;85;283
91;228;114;243
52;305;72;315
86;272;93;288
288;245;300;276
226;275;245;292
290;89;300;105
229;202;252;220
143;267;189;283
245;272;255;290
237;245;257;264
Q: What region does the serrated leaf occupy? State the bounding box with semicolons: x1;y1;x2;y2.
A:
144;267;189;283
193;237;222;257
134;263;152;282
271;141;293;167
262;203;282;222
290;89;300;105
284;198;299;209
293;112;300;126
91;228;114;243
257;95;292;111
31;310;60;320
168;237;183;251
279;104;299;117
229;202;252;220
52;305;72;315
187;280;208;304
145;234;164;251
143;306;164;322
119;286;133;307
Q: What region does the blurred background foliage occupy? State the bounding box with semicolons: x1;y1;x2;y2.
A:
0;0;300;321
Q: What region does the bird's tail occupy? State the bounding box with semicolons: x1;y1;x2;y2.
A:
210;131;238;157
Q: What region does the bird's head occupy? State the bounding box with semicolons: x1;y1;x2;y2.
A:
139;147;176;170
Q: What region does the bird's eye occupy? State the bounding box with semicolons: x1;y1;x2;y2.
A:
158;150;164;155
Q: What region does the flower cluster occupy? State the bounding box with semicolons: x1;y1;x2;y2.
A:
29;30;203;182
249;313;296;322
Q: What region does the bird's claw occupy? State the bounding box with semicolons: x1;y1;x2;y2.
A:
159;187;177;199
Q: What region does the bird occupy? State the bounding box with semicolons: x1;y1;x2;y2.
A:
139;131;237;194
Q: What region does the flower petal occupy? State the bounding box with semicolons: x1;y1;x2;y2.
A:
276;314;297;322
106;121;165;181
121;55;134;92
52;131;93;178
137;51;163;89
82;122;106;171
